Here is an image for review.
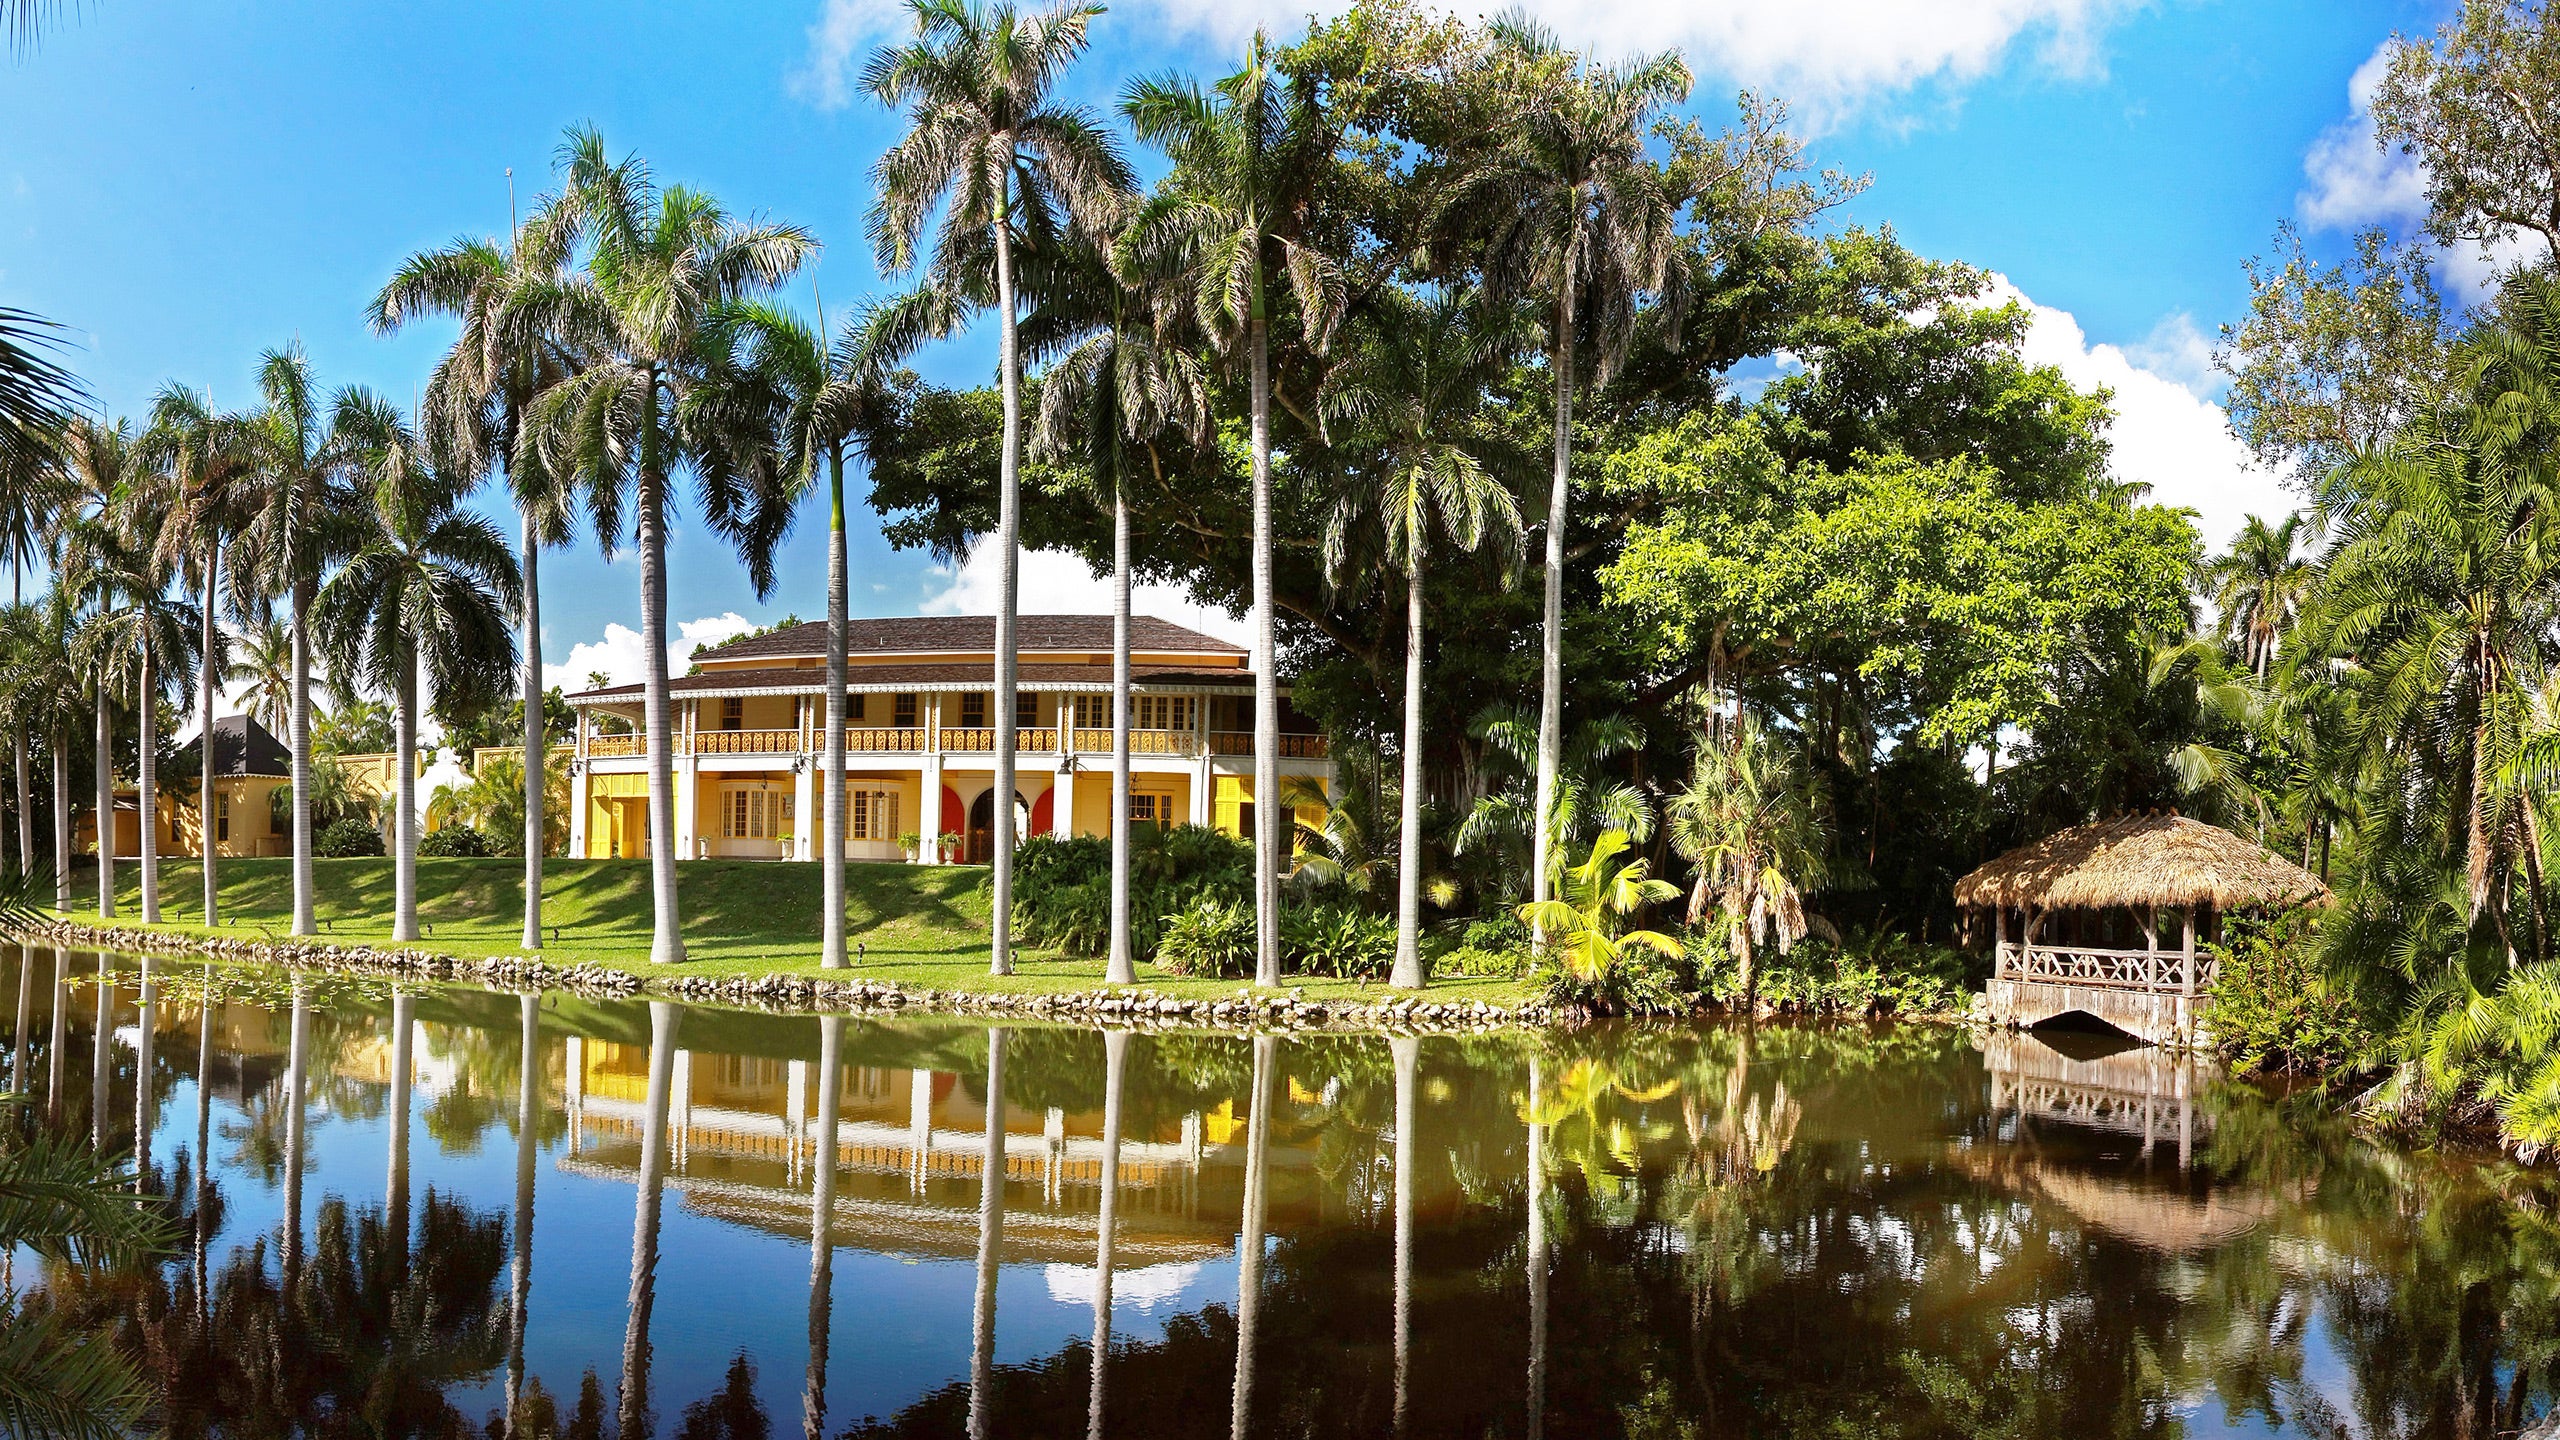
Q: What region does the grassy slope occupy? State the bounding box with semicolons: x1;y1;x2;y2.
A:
66;857;1531;1005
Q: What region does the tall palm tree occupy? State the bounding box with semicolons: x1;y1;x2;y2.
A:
1666;716;1830;1004
233;344;359;938
2207;512;2319;678
53;417;139;920
141;383;255;925
71;514;199;925
314;393;519;943
1320;287;1527;989
864;0;1133;977
1121;33;1342;988
1031;222;1208;985
524;126;813;966
1477;22;1689;929
373;208;583;952
0;354;72;880
225;615;294;734
703;300;891;971
2303;274;2560;959
0;305;82;482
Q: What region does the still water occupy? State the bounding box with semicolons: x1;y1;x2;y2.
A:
7;943;2559;1439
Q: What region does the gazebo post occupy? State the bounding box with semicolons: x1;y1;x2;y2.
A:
2142;905;2158;987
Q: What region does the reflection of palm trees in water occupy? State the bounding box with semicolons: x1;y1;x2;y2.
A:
9;943;29;1093
508;992;539;1439
1391;1034;1416;1440
387;989;415;1291
133;956;155;1193
282;979;310;1287
89;952;109;1153
1231;1033;1276;1440
804;1013;842;1440
1086;1028;1128;1440
624;1000;682;1440
44;947;64;1123
1525;1053;1548;1440
969;1026;1007;1440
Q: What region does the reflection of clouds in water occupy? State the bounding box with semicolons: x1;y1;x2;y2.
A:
1043;1260;1203;1312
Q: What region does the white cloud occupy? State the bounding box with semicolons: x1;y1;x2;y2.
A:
788;0;900;111
543;613;759;693
918;543;1252;648
791;0;2138;117
1986;276;2292;554
2296;38;2538;301
1043;1259;1205;1312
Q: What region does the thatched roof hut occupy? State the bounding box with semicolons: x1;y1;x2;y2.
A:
1953;813;2326;913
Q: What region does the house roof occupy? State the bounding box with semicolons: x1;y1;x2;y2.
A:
567;662;1265;705
694;614;1244;666
175;714;293;779
1951;813;2328;912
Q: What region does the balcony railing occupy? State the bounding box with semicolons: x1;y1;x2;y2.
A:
936;727;1059;753
1207;730;1329;760
693;728;799;756
587;735;645;758
1068;728;1195;756
842;726;929;753
1997;943;2218;994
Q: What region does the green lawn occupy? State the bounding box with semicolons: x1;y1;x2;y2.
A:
60;856;1534;1005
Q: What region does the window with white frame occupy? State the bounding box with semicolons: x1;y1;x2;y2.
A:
722;785;793;840
1135;695;1194;731
1127;791;1171;826
848;787;901;842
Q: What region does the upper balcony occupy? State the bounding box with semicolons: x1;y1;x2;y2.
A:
579;725;1328;762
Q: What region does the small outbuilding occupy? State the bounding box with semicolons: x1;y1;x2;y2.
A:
1953;812;2326;1048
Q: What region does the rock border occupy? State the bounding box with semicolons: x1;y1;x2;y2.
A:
14;920;1564;1035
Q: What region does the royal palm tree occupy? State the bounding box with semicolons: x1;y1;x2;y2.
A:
523;128;812;966
315;393;519;942
233;344;361;938
702;300;891;971
2207;512;2320;678
1666;716;1830;1004
1121;33;1342;987
53;417;140;920
225;615;293;734
864;0;1133;976
0;305;81;483
1320;286;1527;989
373;207;583;951
72;505;200;926
0;351;72;877
141;383;256;925
1031;222;1207;984
5;591;82;910
1477;21;1689;929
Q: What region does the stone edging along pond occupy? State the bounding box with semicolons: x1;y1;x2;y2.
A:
14;920;1568;1035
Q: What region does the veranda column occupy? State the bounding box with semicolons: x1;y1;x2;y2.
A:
1051;767;1073;840
793;761;816;863
920;756;944;865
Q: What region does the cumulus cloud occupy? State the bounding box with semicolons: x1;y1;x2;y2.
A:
543;613;760;693
1986;276;2293;554
2296;38;2535;300
918;543;1252;648
791;0;2137;118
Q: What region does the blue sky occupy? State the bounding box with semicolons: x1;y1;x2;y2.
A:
0;0;2452;696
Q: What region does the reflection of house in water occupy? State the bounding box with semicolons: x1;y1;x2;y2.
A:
1974;1029;2276;1254
561;1036;1296;1265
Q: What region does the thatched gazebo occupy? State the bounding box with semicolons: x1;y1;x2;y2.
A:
1953;813;2326;1047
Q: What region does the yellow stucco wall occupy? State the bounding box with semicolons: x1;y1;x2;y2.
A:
1212;775;1325;845
1070;772;1190;838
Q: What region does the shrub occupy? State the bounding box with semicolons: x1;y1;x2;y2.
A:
1690;926;1978;1016
1284;904;1395;980
1154;897;1256;978
2203;909;2375;1076
1011;825;1253;962
1536;944;1694;1015
419;824;492;858
316;817;386;858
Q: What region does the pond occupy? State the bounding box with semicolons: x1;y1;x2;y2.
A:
7;942;2559;1439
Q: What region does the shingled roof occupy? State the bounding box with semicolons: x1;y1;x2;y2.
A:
176;715;292;779
695;614;1244;665
567;662;1262;704
1952;813;2327;911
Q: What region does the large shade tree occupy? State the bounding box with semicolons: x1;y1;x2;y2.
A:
525;125;813;965
863;0;1133;975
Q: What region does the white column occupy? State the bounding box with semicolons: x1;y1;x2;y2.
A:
568;763;589;859
1191;754;1213;826
909;1067;935;1193
1052;766;1074;840
1044;1105;1066;1204
920;755;944;865
565;1035;586;1152
792;762;815;862
671;1049;694;1172
787;1057;810;1182
676;758;698;861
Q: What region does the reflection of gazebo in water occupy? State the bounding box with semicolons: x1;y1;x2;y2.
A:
1955;813;2326;1047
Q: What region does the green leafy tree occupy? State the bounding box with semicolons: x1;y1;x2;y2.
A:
2374;0;2560;271
864;0;1133;976
1516;828;1682;990
1667;714;1830;1004
2206;512;2320;679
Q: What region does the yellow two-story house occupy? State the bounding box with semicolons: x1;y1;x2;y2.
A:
563;614;1332;864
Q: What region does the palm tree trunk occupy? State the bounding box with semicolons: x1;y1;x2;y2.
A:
1391;1034;1417;1439
968;1026;1007;1439
622;1001;679;1440
520;506;544;950
290;577;315;937
14;734;31;890
1526;1054;1548;1440
139;644;158;923
1391;563;1426;990
823;447;848;970
1106;480;1135;985
282;981;309;1288
51;727;68;912
637;381;686;966
1086;1027;1126;1440
804;1013;843;1440
1230;1033;1274;1440
201;541;219;927
989;215;1023;978
392;644;418;943
1248;284;1280;989
507;992;539;1439
94;687;113;919
1533;283;1576;938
